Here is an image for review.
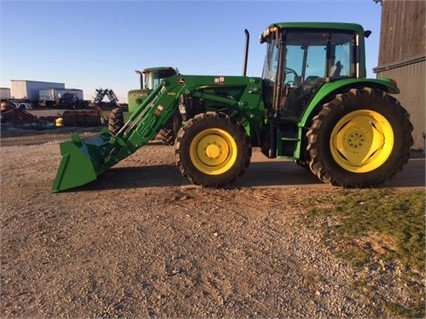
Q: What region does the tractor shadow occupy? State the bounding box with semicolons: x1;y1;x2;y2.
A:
77;152;425;192
385;152;425;188
81;164;185;191
77;162;325;192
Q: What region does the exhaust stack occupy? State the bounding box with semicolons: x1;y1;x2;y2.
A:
243;29;250;76
135;70;144;89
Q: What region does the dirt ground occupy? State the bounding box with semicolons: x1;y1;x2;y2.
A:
0;125;424;318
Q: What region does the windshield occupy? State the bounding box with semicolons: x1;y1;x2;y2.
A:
144;72;162;90
262;30;355;84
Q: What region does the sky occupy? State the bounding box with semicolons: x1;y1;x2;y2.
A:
0;0;383;103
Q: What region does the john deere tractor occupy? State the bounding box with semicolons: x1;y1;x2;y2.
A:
52;22;413;193
108;66;179;144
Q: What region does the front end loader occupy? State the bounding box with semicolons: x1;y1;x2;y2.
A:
51;22;413;193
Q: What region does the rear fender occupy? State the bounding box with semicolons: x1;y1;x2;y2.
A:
299;77;399;127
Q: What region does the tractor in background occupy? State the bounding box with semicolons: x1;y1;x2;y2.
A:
108;66;179;144
52;22;413;193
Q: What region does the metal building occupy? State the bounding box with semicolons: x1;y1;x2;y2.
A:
0;87;11;100
10;80;65;101
373;0;426;151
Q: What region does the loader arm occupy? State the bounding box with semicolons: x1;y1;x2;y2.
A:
52;74;264;192
111;74;262;155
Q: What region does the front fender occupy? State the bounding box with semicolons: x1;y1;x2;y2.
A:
299;77;399;128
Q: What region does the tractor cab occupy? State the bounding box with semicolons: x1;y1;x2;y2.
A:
142;66;178;90
260;23;369;120
128;66;178;113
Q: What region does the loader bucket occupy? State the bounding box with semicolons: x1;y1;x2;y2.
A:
51;130;118;193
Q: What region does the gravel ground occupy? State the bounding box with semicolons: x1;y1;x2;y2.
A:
0;129;423;318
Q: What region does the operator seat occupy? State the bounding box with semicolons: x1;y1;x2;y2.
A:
329;61;343;77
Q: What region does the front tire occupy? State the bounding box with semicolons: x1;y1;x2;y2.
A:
174;112;251;187
307;87;413;187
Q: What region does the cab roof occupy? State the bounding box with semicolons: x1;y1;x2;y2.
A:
260;22;367;43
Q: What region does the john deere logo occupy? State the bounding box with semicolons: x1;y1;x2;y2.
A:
177;78;185;85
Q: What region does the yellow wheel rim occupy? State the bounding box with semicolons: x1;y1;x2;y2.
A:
330;109;394;173
189;128;237;175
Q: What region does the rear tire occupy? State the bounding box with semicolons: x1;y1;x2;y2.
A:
108;108;124;136
157;128;175;145
157;113;182;145
306;87;413;187
174;112;251;187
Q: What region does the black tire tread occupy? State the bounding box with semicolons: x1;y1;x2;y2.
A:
306;87;413;187
157;128;175;145
156;113;182;145
108;108;124;136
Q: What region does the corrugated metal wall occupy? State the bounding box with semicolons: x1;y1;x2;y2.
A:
375;0;425;151
375;56;425;150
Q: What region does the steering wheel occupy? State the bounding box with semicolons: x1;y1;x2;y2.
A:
284;67;299;87
284;67;298;77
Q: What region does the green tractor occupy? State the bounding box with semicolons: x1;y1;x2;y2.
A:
108;66;179;144
52;22;413;193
